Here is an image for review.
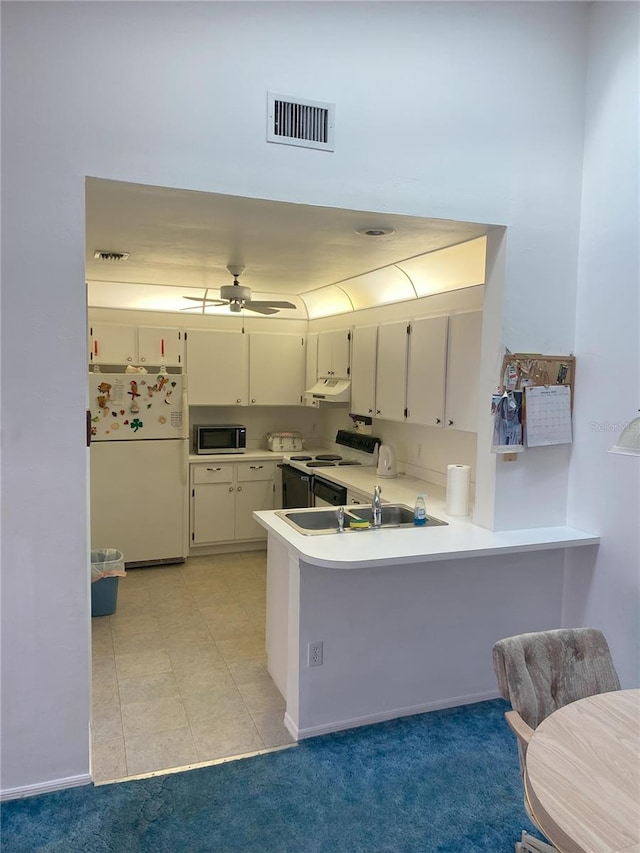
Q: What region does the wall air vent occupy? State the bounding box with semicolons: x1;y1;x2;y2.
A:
267;92;335;152
93;250;130;262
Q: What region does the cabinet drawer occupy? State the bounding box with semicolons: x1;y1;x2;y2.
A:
237;461;276;482
192;464;233;484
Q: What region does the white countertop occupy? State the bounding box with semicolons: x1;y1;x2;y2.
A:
189;450;284;463
254;506;599;569
190;452;599;568
253;463;599;568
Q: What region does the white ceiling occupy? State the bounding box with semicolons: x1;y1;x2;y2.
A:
85;178;493;316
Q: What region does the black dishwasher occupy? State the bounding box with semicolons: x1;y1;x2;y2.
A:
278;464;313;508
313;476;347;508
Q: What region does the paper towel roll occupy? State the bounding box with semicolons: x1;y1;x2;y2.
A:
446;464;471;516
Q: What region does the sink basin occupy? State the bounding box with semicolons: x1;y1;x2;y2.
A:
279;509;344;532
351;505;447;527
276;504;448;535
349;505;416;526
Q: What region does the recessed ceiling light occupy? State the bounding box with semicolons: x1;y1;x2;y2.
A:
355;227;395;238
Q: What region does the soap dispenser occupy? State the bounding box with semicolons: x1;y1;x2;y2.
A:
414;494;427;526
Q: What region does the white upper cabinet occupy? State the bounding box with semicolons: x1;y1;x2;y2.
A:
350;325;378;418
375;321;409;422
445;311;482;432
248;333;305;406
186;329;248;406
317;329;351;379
405;316;448;427
137;327;184;367
89;324;184;367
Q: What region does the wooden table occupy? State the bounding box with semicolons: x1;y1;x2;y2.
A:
524;689;640;853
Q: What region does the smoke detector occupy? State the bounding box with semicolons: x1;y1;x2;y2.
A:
355;227;395;238
93;250;130;262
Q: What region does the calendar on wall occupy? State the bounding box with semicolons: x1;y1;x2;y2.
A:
525;385;572;446
497;352;576;450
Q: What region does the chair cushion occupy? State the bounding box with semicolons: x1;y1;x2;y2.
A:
492;628;620;729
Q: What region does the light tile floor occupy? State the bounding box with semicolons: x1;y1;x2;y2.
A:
91;551;294;782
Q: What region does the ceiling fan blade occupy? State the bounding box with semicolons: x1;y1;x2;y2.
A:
243;303;279;315
182;296;225;305
245;300;296;309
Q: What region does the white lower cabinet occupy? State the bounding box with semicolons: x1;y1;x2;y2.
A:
190;460;276;546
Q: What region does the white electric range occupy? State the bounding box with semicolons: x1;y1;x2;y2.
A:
279;431;380;508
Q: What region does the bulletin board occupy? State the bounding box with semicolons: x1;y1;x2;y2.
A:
494;352;576;453
500;353;575;406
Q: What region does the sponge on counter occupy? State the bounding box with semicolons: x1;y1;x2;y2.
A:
349;518;370;529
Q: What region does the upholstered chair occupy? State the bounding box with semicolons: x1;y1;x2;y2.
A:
492;628;620;853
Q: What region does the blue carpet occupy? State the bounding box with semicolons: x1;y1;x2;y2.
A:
1;699;540;852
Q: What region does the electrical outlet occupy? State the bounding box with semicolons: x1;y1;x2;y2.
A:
308;641;323;667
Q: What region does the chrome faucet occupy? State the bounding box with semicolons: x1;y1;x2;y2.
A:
372;484;382;528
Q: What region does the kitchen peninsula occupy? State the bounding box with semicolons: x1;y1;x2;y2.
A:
254;480;598;741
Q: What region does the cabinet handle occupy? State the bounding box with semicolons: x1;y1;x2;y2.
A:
376;409;381;415
249;465;263;470
206;467;222;472
228;486;234;492
251;398;256;404
448;420;453;426
140;357;146;362
236;398;241;403
127;357;133;362
368;409;373;414
237;486;242;492
436;418;441;424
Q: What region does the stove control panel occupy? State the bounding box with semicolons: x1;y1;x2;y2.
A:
335;430;380;455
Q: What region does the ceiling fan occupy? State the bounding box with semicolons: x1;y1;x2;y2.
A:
182;265;296;315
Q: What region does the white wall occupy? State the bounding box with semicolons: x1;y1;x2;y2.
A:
564;2;640;688
3;1;636;796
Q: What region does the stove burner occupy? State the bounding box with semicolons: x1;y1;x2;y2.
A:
306;461;336;468
290;455;312;461
315;454;342;461
338;460;362;466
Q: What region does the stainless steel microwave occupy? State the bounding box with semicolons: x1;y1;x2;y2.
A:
193;424;247;454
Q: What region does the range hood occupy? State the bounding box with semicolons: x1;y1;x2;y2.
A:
304;378;351;403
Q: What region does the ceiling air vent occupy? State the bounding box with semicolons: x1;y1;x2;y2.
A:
267;92;335;152
93;250;130;262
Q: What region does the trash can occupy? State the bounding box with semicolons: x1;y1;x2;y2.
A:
91;549;125;617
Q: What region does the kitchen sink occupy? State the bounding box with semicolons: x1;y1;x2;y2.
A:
278;509;346;532
276;505;448;535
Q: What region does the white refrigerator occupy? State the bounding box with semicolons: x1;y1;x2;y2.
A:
89;372;188;567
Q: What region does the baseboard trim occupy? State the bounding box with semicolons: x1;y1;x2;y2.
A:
1;773;92;802
287;689;501;741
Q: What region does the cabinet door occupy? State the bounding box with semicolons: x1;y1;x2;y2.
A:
445;311;482;432
90;324;137;365
138;327;184;367
317;330;350;378
186;329;248;406
248;333;304;405
235;479;274;540
406;316;448;427
304;333;318;405
350;325;377;417
192;482;236;544
375;322;408;422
